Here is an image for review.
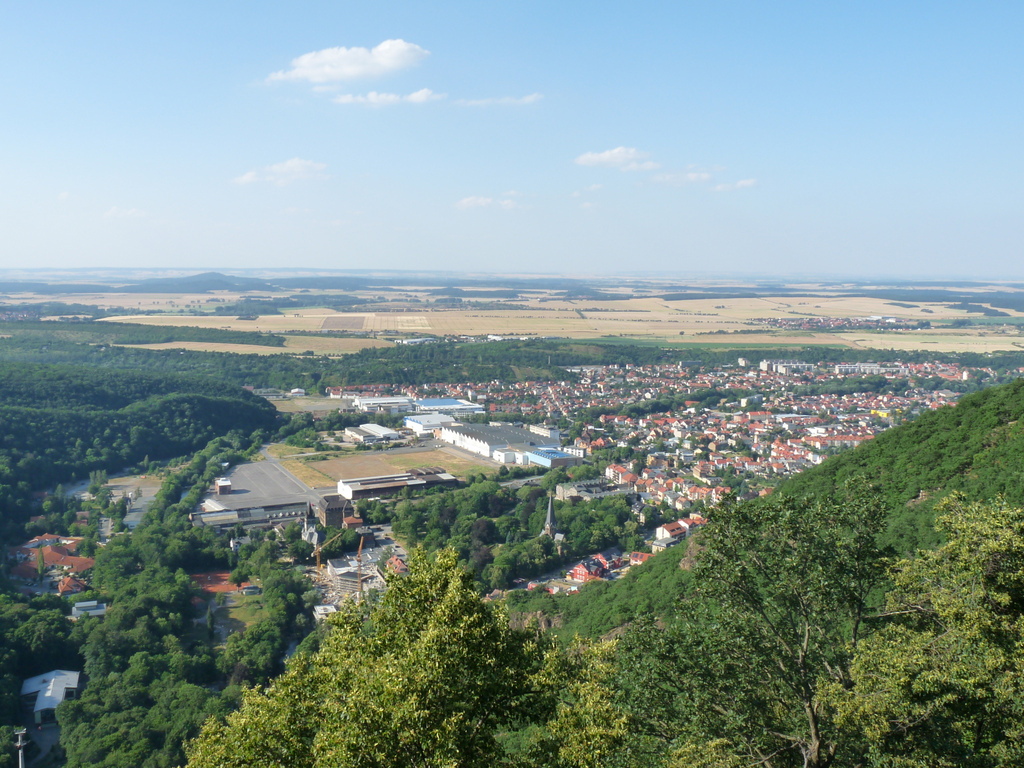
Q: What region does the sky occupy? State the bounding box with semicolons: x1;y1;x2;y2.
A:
0;2;1021;279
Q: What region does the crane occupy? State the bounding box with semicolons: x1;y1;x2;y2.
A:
355;535;364;603
315;530;348;571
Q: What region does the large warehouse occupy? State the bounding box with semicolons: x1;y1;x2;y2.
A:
437;424;581;468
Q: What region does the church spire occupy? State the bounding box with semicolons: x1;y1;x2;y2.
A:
543;495;557;538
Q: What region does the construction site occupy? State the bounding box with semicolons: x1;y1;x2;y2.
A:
306;523;404;609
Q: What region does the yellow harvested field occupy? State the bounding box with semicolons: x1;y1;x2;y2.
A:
280;336;391;354
309;449;495;482
98;294;1024;351
837;332;1024;353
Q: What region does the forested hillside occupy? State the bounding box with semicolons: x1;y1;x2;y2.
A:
0;362;278;542
777;376;1024;553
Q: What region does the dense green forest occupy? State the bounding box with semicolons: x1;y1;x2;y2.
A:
0;319;286;347
777;377;1024;554
0;362;278;543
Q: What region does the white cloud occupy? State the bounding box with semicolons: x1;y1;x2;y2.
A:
455;196;518;210
268;39;429;83
57;191;69;201
714;178;758;192
456;93;543;106
103;206;145;219
574;146;660;172
233;158;328;185
333;88;445;105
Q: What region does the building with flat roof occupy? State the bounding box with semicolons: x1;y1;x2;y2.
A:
191;501;310;532
404;413;457;435
337;468;458;500
524;448;581;469
352;395;416;414
415;398;484;415
359;423;400;440
437;424;575;467
438;424;546;458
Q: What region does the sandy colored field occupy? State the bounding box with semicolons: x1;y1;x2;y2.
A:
98;293;1024;348
307;449;495;482
271;398;348;413
837;331;1024;353
190;571;252;594
281;335;391;354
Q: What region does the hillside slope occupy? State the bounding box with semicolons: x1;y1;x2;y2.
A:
512;377;1024;638
778;376;1024;553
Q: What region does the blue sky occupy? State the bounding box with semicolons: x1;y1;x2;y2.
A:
1;2;1021;278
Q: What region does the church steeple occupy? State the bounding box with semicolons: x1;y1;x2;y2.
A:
542;496;557;538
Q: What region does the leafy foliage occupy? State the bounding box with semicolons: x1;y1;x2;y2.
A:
187;549;552;768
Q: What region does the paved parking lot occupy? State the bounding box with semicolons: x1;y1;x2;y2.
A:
214;460;321;509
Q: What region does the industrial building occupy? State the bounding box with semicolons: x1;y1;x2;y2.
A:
414;398;484;415
404;413;457;435
190;500;310;531
351;395;417;414
336;468;459;500
437;424;581;468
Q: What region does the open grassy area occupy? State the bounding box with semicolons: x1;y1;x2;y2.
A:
265;444;311;458
279;459;336;489
383;449;497;478
223;593;270;628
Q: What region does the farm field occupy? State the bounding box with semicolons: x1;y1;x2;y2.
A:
96;292;1024;351
281;448;496;486
836;331;1024;353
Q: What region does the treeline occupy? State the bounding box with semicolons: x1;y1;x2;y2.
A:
0;319;286;346
2;330;1024;393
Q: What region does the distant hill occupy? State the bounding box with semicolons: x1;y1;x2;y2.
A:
122;271;277;293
